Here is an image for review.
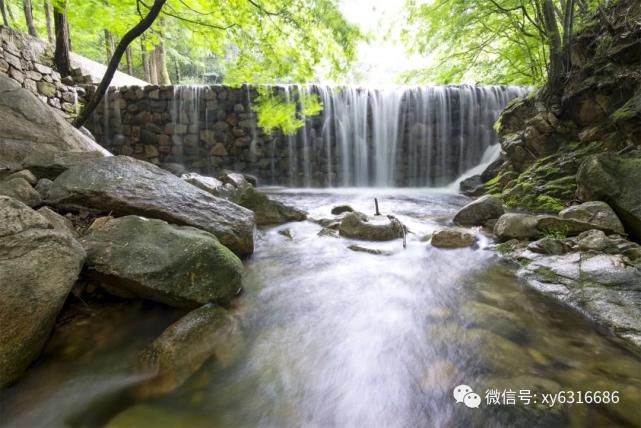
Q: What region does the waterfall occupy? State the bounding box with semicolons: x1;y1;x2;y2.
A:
281;84;527;187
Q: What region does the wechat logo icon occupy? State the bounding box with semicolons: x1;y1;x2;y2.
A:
453;384;481;409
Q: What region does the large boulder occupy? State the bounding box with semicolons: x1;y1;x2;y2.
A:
559;201;625;235
453;195;504;226
82;216;244;308
493;213;540;241
47;156;255;256
576;153;641;242
338;212;405;241
0;75;108;169
0;196;85;386
135;304;237;397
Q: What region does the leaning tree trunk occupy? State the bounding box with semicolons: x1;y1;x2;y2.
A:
1;0;10;26
73;0;167;128
22;0;37;36
44;0;54;42
54;8;71;76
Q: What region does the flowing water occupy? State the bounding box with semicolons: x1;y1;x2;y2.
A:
2;189;640;428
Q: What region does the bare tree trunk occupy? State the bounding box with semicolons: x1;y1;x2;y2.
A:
0;0;9;27
562;0;575;71
44;0;54;42
22;0;37;36
141;36;152;82
54;8;71;76
125;46;134;75
173;56;181;83
148;47;158;84
542;0;563;102
104;30;115;63
154;42;170;84
74;0;167;128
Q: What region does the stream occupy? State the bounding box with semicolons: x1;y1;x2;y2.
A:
1;188;640;428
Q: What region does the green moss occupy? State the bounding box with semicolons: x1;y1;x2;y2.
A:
535;195;566;212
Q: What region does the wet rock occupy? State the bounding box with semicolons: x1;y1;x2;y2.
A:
347;244;392;256
338;212;405;241
21;150;105;180
278;228;294;240
135;304;237;397
453;195;504;226
0;196;85;386
82;216;243;308
0;177;41;207
465;328;534;375
0;75;108;168
576;153;641;242
459;175;485;196
317;227;339;238
559;201;625;235
219;171;252;189
494;213;619;241
37;206;78;238
233;187;307;226
331;204;354;215
47;156;255;257
527;237;572;255
181;172;227;195
431;228;476;248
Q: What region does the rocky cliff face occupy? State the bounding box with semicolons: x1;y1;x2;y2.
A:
485;0;641;234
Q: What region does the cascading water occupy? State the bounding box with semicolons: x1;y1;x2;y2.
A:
280;84;527;187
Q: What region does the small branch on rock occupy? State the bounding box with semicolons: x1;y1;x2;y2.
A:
374;198;381;216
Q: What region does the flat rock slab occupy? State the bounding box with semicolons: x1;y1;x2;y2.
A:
47;156;255;256
82;216;244;308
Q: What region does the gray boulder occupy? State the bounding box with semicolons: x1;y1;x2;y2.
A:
0;177;41;207
339;212;405;241
0;75;108;168
493;213;540;241
6;169;37;185
82;216;244;308
136;304;238;397
22;150;105;180
331;205;354;215
431;228;477;248
0;196;85;386
233;187;306;226
576;153;641;242
37;206;78;238
494;213;622;241
559;201;625;236
47;156;255;257
453;195;504;226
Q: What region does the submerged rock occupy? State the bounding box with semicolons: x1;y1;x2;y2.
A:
453;195;504;226
431;228;477;248
82;216;243;308
576;153;641;242
559;201;625;235
106;404;217;428
331;204;354;215
0;196;85;386
135;304;237;397
338;212;405;241
347;244;393;256
47;156;255;256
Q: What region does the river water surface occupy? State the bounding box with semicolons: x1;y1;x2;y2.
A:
1;189;640;428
